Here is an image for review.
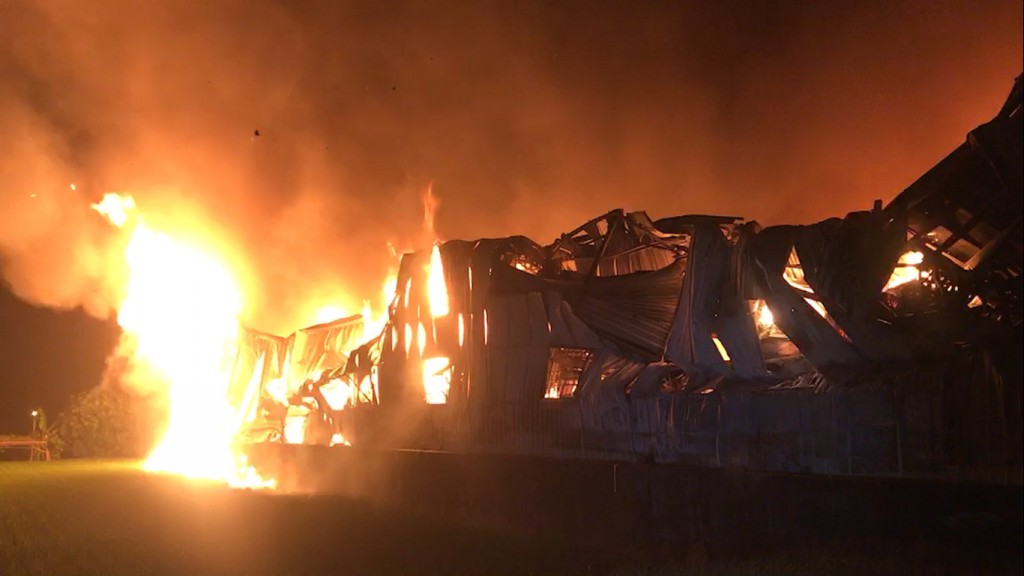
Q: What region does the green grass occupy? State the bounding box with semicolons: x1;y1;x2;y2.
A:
1;461;1019;576
0;460;587;576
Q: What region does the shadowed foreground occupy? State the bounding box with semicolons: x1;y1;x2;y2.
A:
0;460;589;576
0;461;1019;576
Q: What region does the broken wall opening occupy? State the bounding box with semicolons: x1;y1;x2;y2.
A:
544;347;594;399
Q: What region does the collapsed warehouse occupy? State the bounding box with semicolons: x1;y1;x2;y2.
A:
232;75;1021;487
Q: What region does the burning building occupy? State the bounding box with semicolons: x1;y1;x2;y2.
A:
238;75;1021;486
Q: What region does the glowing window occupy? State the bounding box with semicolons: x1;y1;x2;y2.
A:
544;348;593;399
747;299;802;360
884;251;925;292
423;357;451;405
782;247;813;293
780;248;851;342
711;334;731;362
559;260;580;272
507;253;541;275
748;299;786;339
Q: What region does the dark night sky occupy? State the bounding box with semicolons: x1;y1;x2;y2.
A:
0;0;1021;432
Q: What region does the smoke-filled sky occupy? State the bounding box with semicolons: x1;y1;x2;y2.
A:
0;0;1021;430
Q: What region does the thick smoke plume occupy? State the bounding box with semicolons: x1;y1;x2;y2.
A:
1;0;1021;334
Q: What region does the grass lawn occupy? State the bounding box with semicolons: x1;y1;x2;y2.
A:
0;460;590;576
1;460;1020;576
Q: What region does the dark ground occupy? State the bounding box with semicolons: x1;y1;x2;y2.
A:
0;460;1019;576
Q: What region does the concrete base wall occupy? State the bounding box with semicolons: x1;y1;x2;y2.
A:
249;444;1022;552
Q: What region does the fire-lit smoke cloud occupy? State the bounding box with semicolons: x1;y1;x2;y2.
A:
1;0;1020;333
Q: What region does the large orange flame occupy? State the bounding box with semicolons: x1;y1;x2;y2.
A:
92;193;273;489
420;184;450;404
423;243;451;403
427;244;449;317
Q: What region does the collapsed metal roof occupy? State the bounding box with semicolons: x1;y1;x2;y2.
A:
237;74;1022;484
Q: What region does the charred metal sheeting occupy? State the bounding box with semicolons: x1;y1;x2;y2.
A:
246;75;1023;486
282;315;365;393
230;316;364;443
229;328;289;443
228;328;288;404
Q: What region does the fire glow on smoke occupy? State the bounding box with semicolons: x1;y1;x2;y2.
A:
88;187;929;490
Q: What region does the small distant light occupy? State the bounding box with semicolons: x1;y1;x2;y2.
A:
70;183;77;191
31;410;38;417
29;193;36;198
